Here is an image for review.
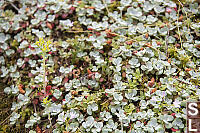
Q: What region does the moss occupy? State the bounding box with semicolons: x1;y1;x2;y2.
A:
0;82;27;132
107;1;121;12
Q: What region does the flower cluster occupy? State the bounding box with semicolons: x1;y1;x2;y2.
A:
35;38;51;53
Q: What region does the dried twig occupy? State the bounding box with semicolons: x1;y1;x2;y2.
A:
176;3;183;49
6;0;19;12
177;0;194;43
65;30;93;33
165;25;170;58
0;108;18;125
0;113;12;125
102;0;110;15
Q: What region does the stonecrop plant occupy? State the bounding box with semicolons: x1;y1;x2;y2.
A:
0;0;200;133
34;38;52;95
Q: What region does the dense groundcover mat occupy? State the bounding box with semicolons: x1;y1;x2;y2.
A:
0;0;200;132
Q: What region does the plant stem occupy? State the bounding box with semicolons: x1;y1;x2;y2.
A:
43;52;46;96
176;3;183;49
48;114;52;129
